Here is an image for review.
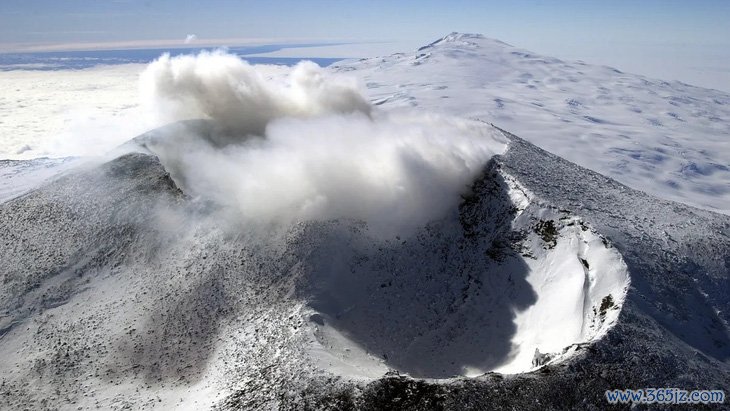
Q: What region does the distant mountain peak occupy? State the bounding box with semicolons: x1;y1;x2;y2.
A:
442;32;486;41
419;32;513;51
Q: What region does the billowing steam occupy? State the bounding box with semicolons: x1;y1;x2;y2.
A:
140;51;371;137
138;51;506;236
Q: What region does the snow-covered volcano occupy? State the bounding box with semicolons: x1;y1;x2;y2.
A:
0;34;728;410
0;128;633;405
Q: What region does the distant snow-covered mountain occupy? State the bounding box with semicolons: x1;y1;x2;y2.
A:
337;32;730;215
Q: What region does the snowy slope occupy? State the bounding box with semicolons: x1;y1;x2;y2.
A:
0;157;79;203
337;33;730;215
0;126;727;410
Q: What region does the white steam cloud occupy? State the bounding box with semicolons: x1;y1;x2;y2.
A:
140;51;371;137
138;52;506;236
184;34;197;44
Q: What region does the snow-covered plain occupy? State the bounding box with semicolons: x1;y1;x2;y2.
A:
0;65;147;159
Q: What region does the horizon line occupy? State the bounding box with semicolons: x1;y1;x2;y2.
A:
0;36;369;54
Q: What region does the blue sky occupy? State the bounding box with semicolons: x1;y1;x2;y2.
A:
1;0;728;46
1;0;729;90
